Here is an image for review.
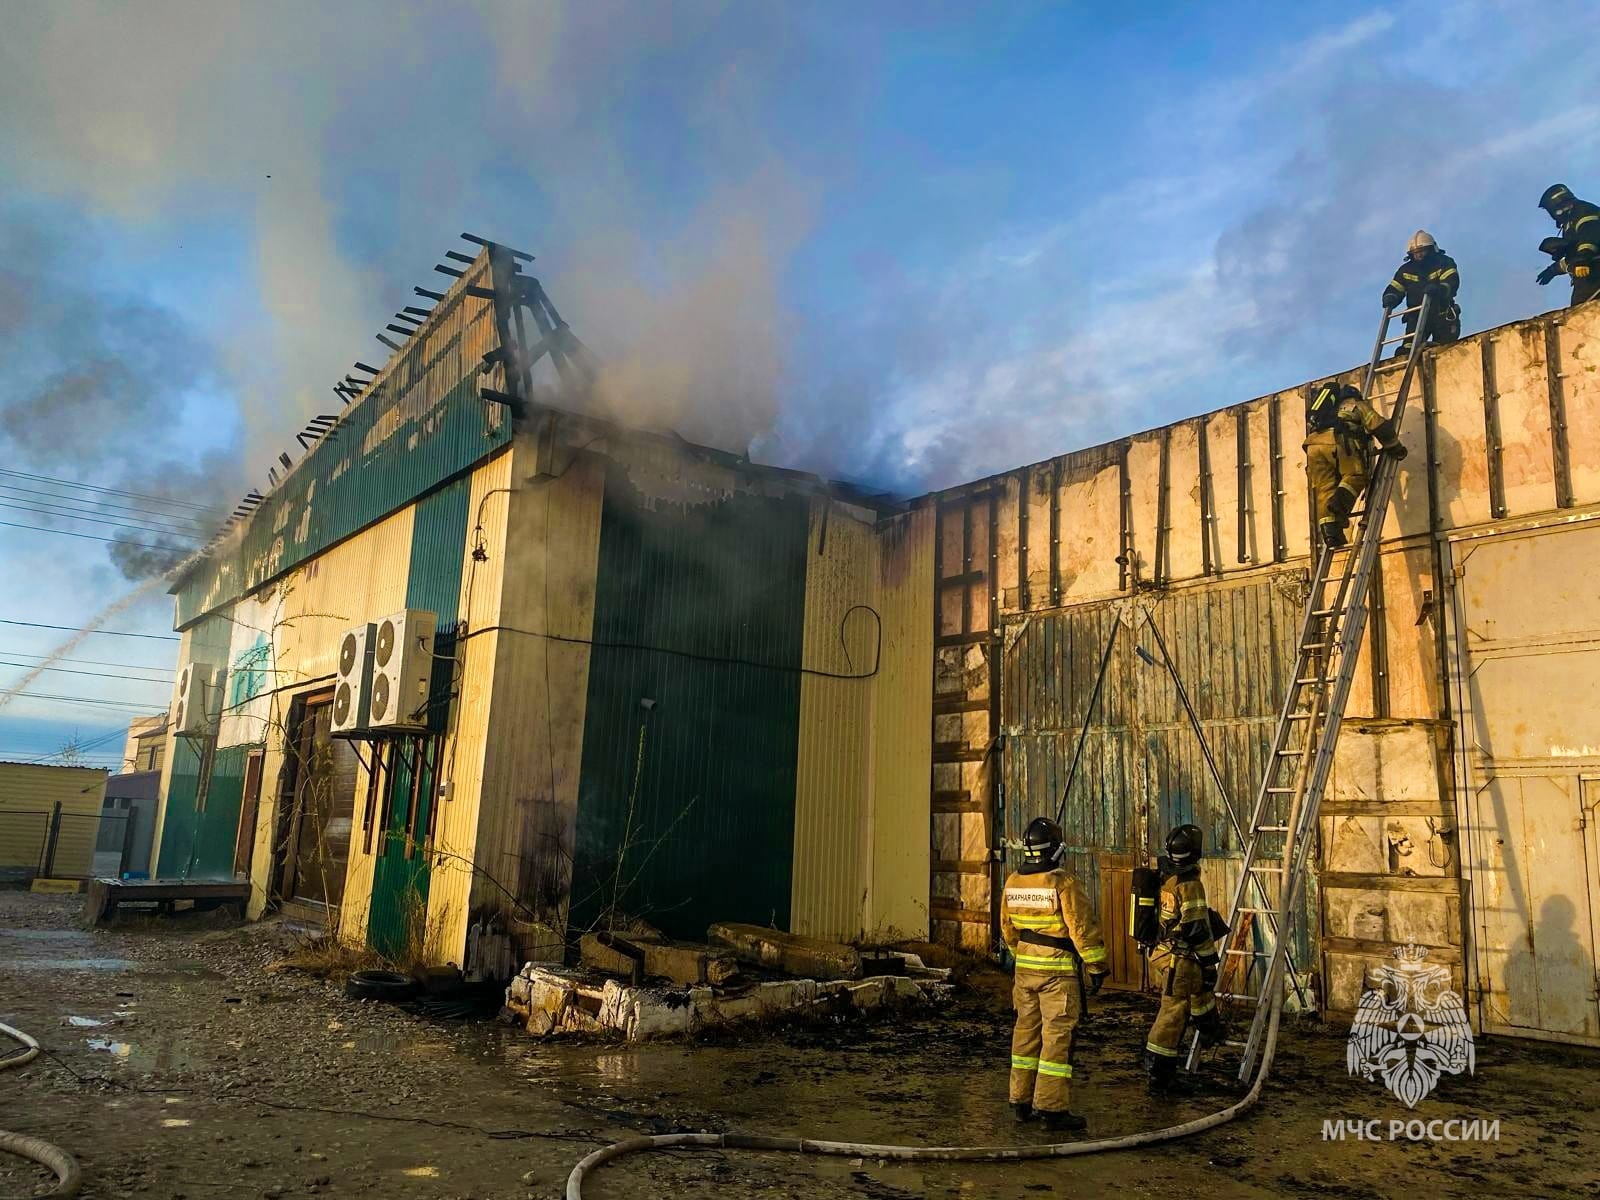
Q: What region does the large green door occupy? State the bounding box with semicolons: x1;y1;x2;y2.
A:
367;478;470;957
570;466;810;940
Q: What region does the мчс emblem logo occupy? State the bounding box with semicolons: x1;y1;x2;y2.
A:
1347;944;1474;1108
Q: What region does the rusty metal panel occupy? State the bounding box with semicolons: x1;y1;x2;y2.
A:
1491;322;1560;517
1056;447;1123;604
1451;519;1600;1043
1000;572;1311;950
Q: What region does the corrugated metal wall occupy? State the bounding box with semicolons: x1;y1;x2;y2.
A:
368;476;472;956
1000;573;1311;953
570;462;811;940
0;763;109;878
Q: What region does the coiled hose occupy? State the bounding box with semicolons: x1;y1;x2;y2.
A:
564;993;1286;1197
0;1022;81;1199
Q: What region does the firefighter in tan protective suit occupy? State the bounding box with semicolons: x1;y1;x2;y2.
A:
1144;824;1226;1092
1000;816;1109;1132
1305;381;1407;548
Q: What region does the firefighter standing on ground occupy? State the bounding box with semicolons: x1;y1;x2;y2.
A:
1304;381;1407;549
1382;230;1460;355
1143;824;1226;1092
1000;817;1109;1132
1536;184;1600;307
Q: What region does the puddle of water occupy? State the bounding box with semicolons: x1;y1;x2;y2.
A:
66;1016;107;1027
0;929;92;941
86;1037;207;1072
10;957;135;971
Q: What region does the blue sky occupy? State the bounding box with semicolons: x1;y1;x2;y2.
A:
0;1;1595;754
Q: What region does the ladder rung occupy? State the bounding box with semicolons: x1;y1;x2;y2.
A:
1226;947;1265;957
1264;787;1297;795
1293;677;1323;686
1249;865;1284;873
1255;825;1290;833
1284;713;1311;721
1235;906;1277;915
1311;608;1338;618
1277;746;1305;756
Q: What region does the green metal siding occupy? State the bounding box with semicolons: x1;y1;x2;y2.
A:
570;465;810;941
155;737;202;878
368;477;471;956
154;742;252;880
173;272;506;628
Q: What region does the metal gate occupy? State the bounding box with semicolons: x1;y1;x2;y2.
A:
1449;518;1600;1044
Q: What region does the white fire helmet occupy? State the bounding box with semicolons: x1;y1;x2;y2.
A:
1408;229;1437;257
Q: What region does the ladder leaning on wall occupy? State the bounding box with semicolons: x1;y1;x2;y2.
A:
1186;294;1437;1081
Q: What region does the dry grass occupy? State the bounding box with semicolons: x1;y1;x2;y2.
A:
266;934;390;979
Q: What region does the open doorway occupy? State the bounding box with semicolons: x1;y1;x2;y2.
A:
275;690;360;919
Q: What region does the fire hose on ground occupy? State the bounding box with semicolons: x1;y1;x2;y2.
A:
563;988;1287;1198
0;1021;81;1199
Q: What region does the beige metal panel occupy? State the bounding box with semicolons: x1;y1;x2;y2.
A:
866;505;934;941
792;499;874;941
994;474;1022;614
1377;544;1441;720
1370;359;1432;541
1275;391;1311;561
1558;304;1600;504
1452;519;1600;1043
1021;465;1053;607
1204;408;1241;573
1242;397;1277;566
1430;338;1493;529
0;763;109;876
455;435;604;954
1124;433;1163;586
423;450;513;961
1058;453;1122;603
1491;322;1559;517
1165;420;1204;581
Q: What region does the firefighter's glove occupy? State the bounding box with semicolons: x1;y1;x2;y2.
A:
1382;441;1408;460
1426;282;1450;300
1537;263;1562;286
1381;292;1400;311
1200;964;1219;993
1575;265;1592;280
1087;970;1106;997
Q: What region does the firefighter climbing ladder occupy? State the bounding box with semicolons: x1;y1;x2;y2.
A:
1186;296;1436;1080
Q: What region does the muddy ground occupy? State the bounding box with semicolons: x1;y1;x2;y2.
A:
2;890;1597;1200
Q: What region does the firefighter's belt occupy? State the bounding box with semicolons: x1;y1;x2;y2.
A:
1018;929;1077;953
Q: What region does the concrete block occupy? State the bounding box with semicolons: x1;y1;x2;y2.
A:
709;922;862;980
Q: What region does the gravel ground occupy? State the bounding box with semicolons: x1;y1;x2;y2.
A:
3;889;1599;1200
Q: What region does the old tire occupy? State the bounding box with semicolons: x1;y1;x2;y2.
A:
345;970;417;1003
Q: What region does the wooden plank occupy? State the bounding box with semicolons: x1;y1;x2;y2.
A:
932;743;988;763
936;631;992;647
1320;872;1459;893
932;858;990;875
933;696;989;714
933;795;984;815
937;569;985;588
1321;799;1456;817
1322;935;1461;963
930;903;992;925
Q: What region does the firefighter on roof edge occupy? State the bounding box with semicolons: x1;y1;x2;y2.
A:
1382;230;1460;357
1304;381;1406;549
1141;824;1226;1092
1536;184;1600;307
1000;816;1108;1132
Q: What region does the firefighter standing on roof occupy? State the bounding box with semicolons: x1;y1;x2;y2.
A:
1000;817;1109;1133
1144;824;1226;1092
1537;184;1600;307
1304;381;1407;549
1382;230;1460;356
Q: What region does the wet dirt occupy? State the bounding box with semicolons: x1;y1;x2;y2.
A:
3;889;1598;1199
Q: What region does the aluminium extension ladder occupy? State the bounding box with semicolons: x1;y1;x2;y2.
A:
1185;295;1437;1082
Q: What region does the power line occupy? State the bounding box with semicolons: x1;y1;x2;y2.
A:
0;660;173;685
3;691;160;712
0;517;200;551
0;649;175;672
0;498;203;542
0;466;222;514
0;620;179;642
0;483;214;530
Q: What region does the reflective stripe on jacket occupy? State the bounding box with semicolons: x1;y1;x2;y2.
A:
1000;867;1108;974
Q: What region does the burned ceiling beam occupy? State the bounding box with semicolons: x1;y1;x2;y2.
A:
465;285;496;301
278;452;293;471
384;323;413;337
394;311;423;326
445;250;475;265
402;306;430;318
434;264;464;278
353;361;381;375
460;232;533;262
414;286;446;302
334;385;353;405
376;333;403;351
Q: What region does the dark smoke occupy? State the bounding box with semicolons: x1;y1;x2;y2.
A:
0;205;241;580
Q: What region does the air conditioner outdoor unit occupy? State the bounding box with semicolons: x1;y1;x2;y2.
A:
368;609;438;731
332;622;376;735
171;661;215;736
